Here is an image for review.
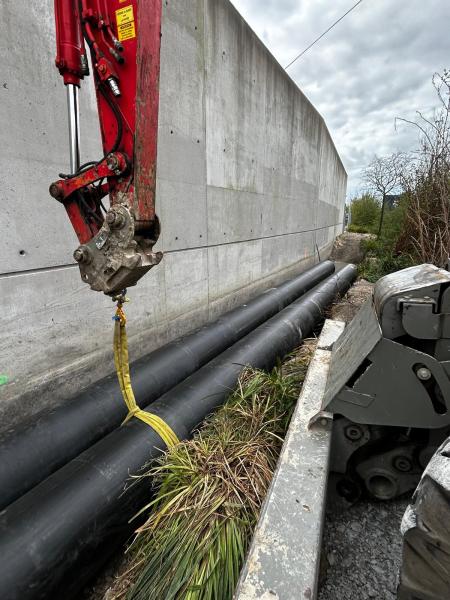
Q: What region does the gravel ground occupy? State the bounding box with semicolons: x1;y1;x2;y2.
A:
318;498;409;600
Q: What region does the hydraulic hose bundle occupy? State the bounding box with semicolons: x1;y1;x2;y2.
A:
0;265;356;600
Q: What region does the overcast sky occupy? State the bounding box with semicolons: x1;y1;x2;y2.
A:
230;0;450;198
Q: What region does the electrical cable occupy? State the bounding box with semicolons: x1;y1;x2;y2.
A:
60;161;99;180
284;0;364;70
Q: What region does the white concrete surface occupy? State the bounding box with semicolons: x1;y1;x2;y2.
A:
0;0;346;426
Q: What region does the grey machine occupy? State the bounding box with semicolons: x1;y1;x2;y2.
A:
318;263;450;599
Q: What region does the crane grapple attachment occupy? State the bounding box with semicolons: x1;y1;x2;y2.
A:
322;263;450;429
74;205;162;293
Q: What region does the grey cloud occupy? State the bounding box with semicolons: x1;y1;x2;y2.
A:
231;0;450;196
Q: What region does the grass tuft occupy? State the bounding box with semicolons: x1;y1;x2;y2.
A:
110;343;315;600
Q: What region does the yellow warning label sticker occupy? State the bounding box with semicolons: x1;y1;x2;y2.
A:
117;20;136;41
116;5;134;25
116;6;135;41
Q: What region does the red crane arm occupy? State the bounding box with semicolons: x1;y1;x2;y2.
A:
51;0;163;294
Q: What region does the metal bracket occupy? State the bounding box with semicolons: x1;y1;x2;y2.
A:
308;410;333;430
74;204;162;294
325;337;450;428
400;299;450;340
49;153;129;203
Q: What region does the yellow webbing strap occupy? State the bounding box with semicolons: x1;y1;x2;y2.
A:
113;299;179;449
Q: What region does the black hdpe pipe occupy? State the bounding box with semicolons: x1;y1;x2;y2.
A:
0;261;334;510
0;265;356;600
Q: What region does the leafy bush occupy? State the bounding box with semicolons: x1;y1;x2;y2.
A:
359;250;414;283
357;197;415;282
350;194;380;231
383;197;408;244
358;200;414;281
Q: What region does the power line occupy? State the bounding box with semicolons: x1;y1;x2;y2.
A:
284;0;365;70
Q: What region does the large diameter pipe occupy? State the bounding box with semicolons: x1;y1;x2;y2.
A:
0;266;356;600
0;261;334;510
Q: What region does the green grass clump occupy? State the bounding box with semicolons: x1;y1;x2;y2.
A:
358;249;414;282
114;345;314;600
347;224;371;234
358;223;414;283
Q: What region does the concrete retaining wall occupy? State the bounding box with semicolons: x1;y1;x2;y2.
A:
0;0;346;427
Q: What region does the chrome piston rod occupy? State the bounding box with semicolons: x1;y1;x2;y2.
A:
66;83;80;174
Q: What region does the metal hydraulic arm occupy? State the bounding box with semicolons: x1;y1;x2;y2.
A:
50;0;163;294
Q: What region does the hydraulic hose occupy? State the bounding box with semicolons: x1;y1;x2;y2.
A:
0;261;334;510
0;265;356;600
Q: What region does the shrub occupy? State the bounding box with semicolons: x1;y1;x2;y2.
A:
358;202;413;282
359;251;414;283
350;194;380;231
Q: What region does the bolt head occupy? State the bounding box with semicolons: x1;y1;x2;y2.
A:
106;155;119;171
417;367;432;381
105;210;125;229
73;246;92;264
105;212;116;225
49;183;63;200
345;424;363;441
73;248;84;262
393;456;412;473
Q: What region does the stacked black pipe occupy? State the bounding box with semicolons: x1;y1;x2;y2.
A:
0;265;356;600
0;261;335;510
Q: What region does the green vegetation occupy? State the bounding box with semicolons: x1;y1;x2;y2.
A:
357;197;414;282
346;192;413;282
113;346;314;600
349;193;380;233
348;224;371;234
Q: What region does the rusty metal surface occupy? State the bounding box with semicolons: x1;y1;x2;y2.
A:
235;319;345;600
75;205;162;293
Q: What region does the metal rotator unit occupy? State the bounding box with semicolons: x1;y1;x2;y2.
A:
317;263;450;501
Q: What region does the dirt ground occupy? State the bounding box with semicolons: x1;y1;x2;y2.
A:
329;277;373;323
330;231;374;264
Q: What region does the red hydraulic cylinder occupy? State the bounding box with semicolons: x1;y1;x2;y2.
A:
54;0;86;86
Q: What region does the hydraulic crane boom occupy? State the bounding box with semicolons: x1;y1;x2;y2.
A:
50;0;163;294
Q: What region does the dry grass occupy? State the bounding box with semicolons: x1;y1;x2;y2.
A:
327;279;373;324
